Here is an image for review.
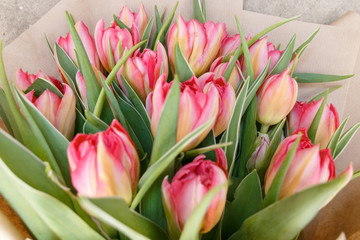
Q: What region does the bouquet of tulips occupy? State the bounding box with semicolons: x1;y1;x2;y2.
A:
0;1;359;239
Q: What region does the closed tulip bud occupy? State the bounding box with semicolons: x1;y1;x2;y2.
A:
209;56;242;90
95;19;138;72
67;119;140;204
287;98;340;149
118;42;168;102
162;149;228;234
25;84;76;140
246;133;270;171
198;73;236;136
75;71;87;107
167;16;226;76
265;129;336;199
219;34;241;57
257;69;298;126
55;21;101;83
146;75;219;151
113;3;149;39
15;68;63;92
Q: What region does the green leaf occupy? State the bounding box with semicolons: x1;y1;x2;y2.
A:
334;123;360;159
24;77;63;98
84;110;109;131
113;14;131;32
184;142;232;159
66;12;101;111
194;130;217;161
230;170;352;240
0;89;14;135
55;43;78;85
261;133;301;208
310;86;342;102
269;34;296;75
80;197;168;240
0;159;104;240
327;117;348;156
153;2;179;51
44;34;54;55
193;0;206;23
293;73;354;83
222;171;262;239
308;90;328;143
223;46;241;83
174;43;195;82
141;16;154;50
180;183;226;240
293;28;319;58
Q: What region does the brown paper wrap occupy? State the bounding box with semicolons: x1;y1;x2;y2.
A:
1;0;360;239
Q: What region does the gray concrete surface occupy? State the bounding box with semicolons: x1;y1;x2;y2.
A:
0;0;360;46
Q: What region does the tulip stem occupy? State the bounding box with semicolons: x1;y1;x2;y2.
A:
93;40;147;118
260;125;269;134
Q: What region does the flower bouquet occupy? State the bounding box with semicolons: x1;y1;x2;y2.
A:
0;1;359;239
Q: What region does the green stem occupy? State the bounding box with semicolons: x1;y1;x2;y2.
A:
260;125;269;134
93;40;147;118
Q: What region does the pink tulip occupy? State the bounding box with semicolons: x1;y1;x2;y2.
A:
15;68;63;92
257;69;298;126
219;34;241;57
95;19;138;72
198;73;236;136
55;21;101;82
67;119;140;204
287;98;340;149
162;148;228;234
75;71;87;107
209;56;242;90
146;75;219;151
118;42;168;102
264;129;337;199
25;84;76;140
167;16;226;76
246;133;270;171
112;3;149;39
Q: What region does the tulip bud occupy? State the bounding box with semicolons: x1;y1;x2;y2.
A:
15;68;63;92
25;84;76;140
209;56;242;90
75;71;87;107
67;119;140;204
219;34;241;57
146;75;219;151
95;19;138;72
167;16;226;76
162;149;228;234
118;42;168;102
112;3;149;39
288;98;340;149
198;73;236;136
246;133;270;171
257;68;298;126
264;129;336;199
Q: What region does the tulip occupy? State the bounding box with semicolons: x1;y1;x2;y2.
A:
55;21;101;82
95;19;138;72
209;56;243;90
25;84;76;140
287;98;340;149
246;133;270;171
219;34;241;57
162;148;228;234
15;68;63;92
67;119;140;204
118;42;168;102
112;3;149;39
167;16;226;76
146;75;219;151
75;71;87;107
257;68;298;127
198;73;236;136
264;129;336;199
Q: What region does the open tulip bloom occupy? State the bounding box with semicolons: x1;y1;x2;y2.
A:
0;1;359;240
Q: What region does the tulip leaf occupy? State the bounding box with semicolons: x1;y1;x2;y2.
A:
261;133;302;208
222;171;262;239
24;77;63;98
334;122;360;159
195;130;216;161
84;110;109;131
55;43;78;85
223;79;249;176
131;118;214;209
141;16;154;50
121;75;151;130
0;89;15;135
327;117;348;156
293;27;320;58
175;43;195;82
235;16;254;83
193;0;206;24
79;197;168;240
113;14;131;32
307;90;328;143
0;159;104;240
153;6;166;49
269;34;296;75
293;73;354;83
44;34;54;55
230;170;352;240
184;142;232;159
310;86;342;102
153;2;179;51
180;183;227;240
223;47;241;83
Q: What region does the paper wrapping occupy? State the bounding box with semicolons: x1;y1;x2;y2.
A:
1;0;360;239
